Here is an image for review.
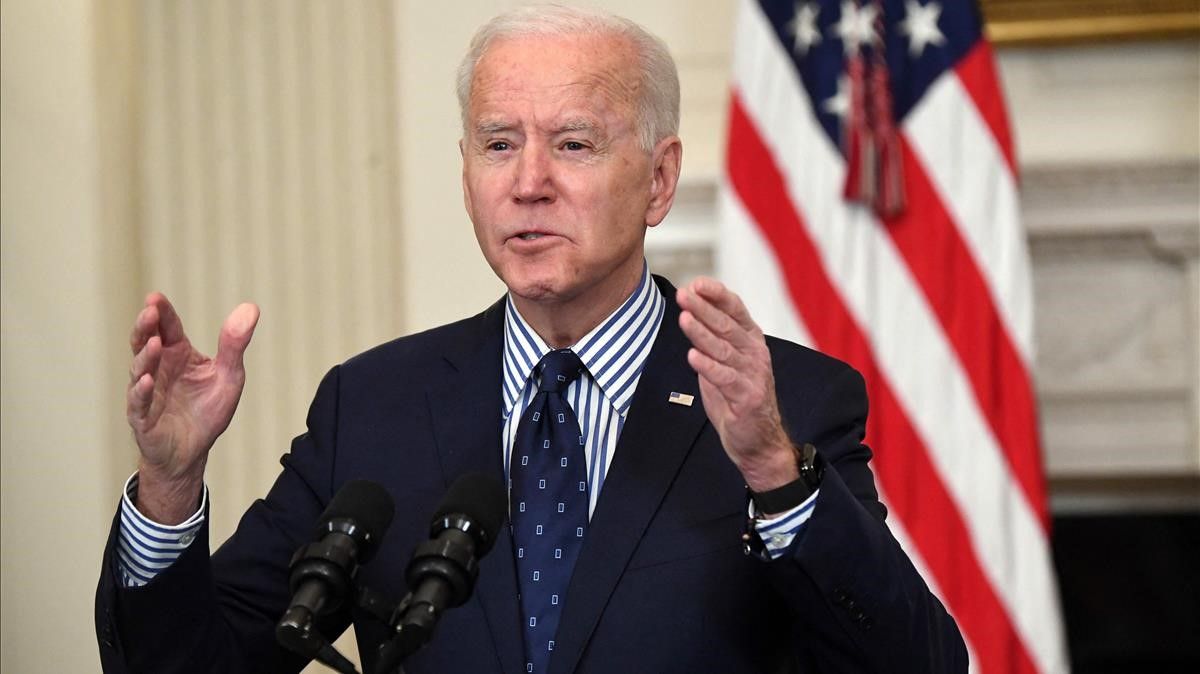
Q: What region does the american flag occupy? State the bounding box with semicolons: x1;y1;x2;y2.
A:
718;1;1068;671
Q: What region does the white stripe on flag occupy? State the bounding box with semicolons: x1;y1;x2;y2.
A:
903;73;1034;361
716;176;815;349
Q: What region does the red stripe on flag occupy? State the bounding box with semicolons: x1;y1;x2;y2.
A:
955;41;1018;177
882;138;1050;529
726;92;1039;674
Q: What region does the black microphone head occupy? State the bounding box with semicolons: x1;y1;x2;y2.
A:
432;473;507;556
317;479;395;563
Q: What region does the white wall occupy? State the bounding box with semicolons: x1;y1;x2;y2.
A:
1;0;138;670
999;41;1200;168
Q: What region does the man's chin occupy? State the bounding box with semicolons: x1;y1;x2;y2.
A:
496;263;569;302
505;281;563;305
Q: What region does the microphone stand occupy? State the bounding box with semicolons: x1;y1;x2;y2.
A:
276;604;360;674
369;515;484;674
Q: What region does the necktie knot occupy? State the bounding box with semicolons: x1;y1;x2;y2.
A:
537;349;584;393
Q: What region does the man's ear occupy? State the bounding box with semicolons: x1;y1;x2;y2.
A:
460;138;473;216
645;136;683;228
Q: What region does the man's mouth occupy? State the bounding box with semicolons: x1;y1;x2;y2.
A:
518;233;544;241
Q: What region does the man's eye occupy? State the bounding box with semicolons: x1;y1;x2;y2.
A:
563;141;586;151
487;141;510;152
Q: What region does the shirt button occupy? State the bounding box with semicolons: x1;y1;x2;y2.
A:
770;534;787;546
179;531;196;546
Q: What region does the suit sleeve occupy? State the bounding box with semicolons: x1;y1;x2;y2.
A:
95;366;351;674
767;364;969;673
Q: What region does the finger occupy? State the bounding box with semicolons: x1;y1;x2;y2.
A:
126;372;155;422
129;335;163;384
214;302;260;376
129;304;161;355
692;278;758;332
681;277;759;333
147;292;188;347
676;284;757;350
679;309;741;367
686;346;747;399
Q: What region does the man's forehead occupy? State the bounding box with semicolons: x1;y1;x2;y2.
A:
480;31;634;69
468;33;640;118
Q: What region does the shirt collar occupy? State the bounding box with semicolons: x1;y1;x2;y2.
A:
502;263;665;418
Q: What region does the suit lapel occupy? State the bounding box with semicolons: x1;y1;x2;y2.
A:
550;279;711;674
425;299;525;674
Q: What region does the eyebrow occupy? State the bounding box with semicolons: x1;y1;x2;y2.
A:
473;120;515;136
555;118;600;135
471;117;604;138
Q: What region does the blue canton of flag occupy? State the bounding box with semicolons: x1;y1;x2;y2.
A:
755;0;983;215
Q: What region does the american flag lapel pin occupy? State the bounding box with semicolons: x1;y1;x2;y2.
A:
668;391;695;407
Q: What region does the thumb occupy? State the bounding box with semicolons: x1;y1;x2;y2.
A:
215;302;260;375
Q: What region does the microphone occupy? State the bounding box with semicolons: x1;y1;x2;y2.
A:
277;480;395;673
374;473;506;674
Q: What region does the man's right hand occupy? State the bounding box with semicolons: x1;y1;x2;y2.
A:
126;292;259;524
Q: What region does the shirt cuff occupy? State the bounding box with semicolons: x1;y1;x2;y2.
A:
116;472;207;587
750;489;819;560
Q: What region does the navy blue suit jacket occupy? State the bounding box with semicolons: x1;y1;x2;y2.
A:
96;277;966;673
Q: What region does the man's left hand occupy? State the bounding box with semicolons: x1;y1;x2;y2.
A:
677;278;799;492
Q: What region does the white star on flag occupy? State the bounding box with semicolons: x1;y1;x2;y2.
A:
831;0;878;55
822;74;851;119
900;0;946;57
786;2;822;56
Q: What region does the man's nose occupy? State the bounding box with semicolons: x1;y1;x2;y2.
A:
512;147;555;204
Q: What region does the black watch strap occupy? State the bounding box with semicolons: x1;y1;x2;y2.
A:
748;443;824;514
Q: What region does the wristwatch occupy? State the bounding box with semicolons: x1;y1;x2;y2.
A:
748;442;825;514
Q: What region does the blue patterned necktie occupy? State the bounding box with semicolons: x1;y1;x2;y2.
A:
510;349;589;674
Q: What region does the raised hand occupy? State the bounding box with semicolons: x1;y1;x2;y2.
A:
677;278;798;493
126;292;259;523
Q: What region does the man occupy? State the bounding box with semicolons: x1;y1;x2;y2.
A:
97;6;966;673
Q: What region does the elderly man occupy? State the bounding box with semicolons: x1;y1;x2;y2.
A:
97;6;965;673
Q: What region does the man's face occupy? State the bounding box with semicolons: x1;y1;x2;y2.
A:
462;33;679;313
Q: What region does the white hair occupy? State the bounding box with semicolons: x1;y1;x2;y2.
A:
455;4;681;152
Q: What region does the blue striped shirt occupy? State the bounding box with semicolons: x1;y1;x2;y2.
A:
116;265;813;586
501;264;665;517
754;490;819;560
117;473;207;587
